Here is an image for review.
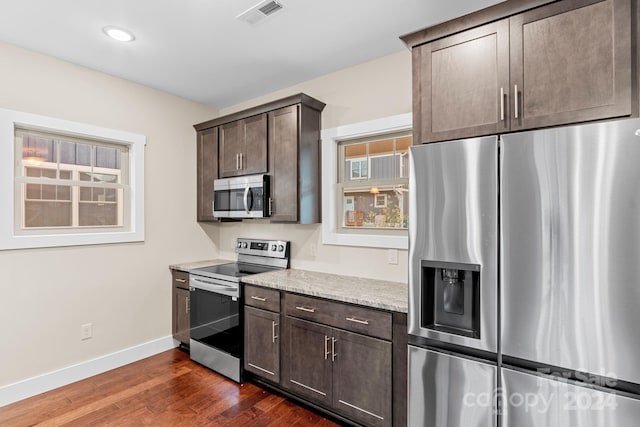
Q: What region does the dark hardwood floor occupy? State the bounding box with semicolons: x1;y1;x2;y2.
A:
0;349;341;426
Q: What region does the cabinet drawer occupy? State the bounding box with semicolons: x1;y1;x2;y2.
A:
245;285;281;312
172;270;189;290
284;293;392;340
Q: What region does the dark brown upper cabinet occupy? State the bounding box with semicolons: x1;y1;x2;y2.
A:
219;113;267;178
413;20;510;143
405;0;635;144
194;93;325;224
196;127;218;222
509;0;632;130
268;103;323;223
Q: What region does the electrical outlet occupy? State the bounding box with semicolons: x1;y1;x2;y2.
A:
387;249;398;265
81;323;93;341
309;243;317;257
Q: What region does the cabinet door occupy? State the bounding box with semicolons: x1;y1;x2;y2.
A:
219;120;243;178
244;306;280;383
196;127;218;221
172;288;190;345
282;316;332;407
510;0;631;130
269;105;299;222
332;329;392;427
415;19;510;143
241;113;268;175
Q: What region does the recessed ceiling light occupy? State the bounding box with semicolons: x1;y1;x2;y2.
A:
102;26;135;42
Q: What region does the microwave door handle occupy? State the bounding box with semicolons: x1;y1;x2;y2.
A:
244;184;250;214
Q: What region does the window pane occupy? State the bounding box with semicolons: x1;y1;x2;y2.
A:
24;201;72;227
26;184;40;200
58;141;77;165
342;186;408;230
344;143;367;182
75;143;92;166
95;146;121;169
79;203;118;226
57;185;71;201
42;184;57;200
80;187;92;201
22;135;53;163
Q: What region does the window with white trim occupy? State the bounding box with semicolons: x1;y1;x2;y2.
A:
0;108;145;250
338;131;411;233
321;113;412;250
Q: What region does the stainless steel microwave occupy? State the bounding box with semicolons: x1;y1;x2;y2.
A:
213;174;270;219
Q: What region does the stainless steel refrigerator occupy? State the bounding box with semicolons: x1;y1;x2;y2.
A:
408;118;640;426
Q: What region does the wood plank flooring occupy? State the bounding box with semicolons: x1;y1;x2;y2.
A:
0;349;341;426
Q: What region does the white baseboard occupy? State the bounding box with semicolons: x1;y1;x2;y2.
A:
0;336;178;408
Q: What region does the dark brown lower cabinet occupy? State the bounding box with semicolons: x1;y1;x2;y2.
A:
244;306;280;383
332;329;392;427
283;316;392;427
283;317;333;407
171;270;190;346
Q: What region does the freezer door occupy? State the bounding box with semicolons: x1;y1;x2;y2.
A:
501;118;640;384
408;345;497;427
502;368;640;427
409;136;498;352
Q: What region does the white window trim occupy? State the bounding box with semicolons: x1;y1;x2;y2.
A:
321;113;411;250
374;194;388;208
0;108;145;250
348;157;368;180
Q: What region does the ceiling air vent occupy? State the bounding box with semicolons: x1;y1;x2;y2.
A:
237;0;284;24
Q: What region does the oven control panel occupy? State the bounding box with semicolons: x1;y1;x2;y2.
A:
236;238;290;259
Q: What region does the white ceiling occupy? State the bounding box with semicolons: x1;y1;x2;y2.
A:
0;0;503;109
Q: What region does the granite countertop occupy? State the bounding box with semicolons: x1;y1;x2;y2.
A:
242;269;408;313
169;259;233;272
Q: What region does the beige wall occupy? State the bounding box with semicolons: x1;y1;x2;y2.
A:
0;44;411;388
216;50;412;282
0;41;219;386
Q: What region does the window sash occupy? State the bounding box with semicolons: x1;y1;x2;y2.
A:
14;129;129;233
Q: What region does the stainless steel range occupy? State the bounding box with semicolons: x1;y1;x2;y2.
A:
189;238;290;383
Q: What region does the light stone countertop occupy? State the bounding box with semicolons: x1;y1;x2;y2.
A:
169;259;233;272
242;269;408;313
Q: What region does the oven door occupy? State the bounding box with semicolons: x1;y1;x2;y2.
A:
189;275;242;382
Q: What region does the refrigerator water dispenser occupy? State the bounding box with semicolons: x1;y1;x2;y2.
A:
421;261;480;338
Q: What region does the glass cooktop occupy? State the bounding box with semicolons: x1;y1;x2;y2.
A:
190;262;277;282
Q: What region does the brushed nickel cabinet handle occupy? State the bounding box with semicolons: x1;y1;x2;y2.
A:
346;317;369;325
295;306;315;313
514;84;519;119
250;296;267;302
240;153;243;170
324;335;331;360
175;278;186;283
272;321;278;343
236;153;240;170
500;87;504;121
331;337;337;362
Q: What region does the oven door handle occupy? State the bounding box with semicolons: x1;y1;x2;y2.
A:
190;277;239;298
243;185;251;214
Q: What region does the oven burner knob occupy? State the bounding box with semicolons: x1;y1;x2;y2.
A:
242;242;248;249
278;245;284;252
237;242;242;248
271;244;277;251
